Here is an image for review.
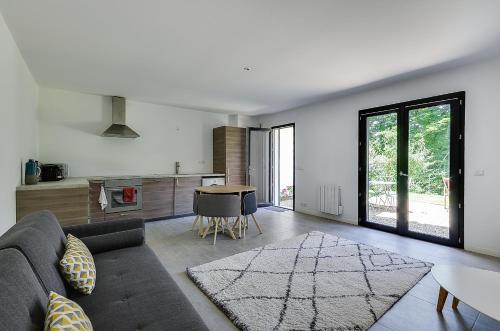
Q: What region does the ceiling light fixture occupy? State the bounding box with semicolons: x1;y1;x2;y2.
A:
243;66;251;71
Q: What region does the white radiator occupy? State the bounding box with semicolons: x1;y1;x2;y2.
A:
319;184;343;215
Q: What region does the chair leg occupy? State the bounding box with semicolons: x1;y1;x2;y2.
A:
201;217;211;238
192;215;199;231
238;216;242;238
198;216;204;235
213;218;219;245
243;216;247;238
224;218;237;240
251;214;263;234
232;217;239;231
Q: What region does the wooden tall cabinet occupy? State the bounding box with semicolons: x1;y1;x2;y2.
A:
213;126;247;185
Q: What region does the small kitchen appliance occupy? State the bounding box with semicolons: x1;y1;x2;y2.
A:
40;163;68;182
104;177;143;214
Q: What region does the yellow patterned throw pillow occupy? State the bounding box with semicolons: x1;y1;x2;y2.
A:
44;291;93;331
59;234;96;294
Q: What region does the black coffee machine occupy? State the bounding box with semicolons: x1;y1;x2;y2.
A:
40;163;68;182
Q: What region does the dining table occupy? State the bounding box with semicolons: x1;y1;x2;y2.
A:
195;185;256;238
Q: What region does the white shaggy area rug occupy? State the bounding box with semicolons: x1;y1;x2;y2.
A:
187;231;432;330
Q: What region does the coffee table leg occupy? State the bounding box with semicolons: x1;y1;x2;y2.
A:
452;296;460;309
437;286;448;312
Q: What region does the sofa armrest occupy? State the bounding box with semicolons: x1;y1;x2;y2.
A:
62;218;144;238
79;228;145;254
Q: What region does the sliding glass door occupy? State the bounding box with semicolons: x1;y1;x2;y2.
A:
359;92;464;247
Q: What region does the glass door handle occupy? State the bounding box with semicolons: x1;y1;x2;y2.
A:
399;171;408;177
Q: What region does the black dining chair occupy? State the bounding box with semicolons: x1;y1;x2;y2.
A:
197;194;239;245
240;192;262;236
191;192;202;233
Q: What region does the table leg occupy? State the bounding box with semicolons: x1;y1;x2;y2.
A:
452;296;460;309
213;218;219;245
437;286;448;312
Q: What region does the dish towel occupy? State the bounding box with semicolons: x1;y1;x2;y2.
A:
99;185;108;210
122;187;136;203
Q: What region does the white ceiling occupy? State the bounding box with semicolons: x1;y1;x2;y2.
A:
2;1;500;115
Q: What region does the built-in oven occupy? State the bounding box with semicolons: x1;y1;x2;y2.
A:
104;177;143;214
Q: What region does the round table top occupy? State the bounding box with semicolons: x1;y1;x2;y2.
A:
195;185;256;194
432;265;500;321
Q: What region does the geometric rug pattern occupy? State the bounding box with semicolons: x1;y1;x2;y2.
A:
187;231;432;330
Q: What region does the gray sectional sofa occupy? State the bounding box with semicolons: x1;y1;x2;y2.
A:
0;210;207;330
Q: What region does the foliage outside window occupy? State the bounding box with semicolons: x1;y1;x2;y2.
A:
368;105;450;196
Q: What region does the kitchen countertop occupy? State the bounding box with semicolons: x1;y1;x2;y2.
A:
17;173;225;190
16;177;90;191
87;173;225;181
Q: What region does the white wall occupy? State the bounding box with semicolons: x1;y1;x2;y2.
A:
258;55;500;257
38;87;230;176
228;114;259;128
0;12;38;234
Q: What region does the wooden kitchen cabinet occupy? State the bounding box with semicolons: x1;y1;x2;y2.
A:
104;210;145;222
16;187;88;227
174;176;201;216
142;177;175;220
213;126;247;185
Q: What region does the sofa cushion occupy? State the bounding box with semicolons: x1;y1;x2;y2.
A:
71;245;207;331
60;234;96;294
44;291;93;331
80;228;144;254
0;211;68;296
63;218;144;238
0;227;68;296
0;248;48;330
5;210;66;254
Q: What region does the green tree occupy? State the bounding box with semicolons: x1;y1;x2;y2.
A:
368;105;450;196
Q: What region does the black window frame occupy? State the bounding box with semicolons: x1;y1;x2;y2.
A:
358;91;465;248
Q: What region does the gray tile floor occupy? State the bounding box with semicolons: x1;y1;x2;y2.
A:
145;208;500;331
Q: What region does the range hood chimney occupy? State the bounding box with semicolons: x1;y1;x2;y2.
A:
102;96;140;138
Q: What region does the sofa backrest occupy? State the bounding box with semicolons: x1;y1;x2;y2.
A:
0;248;48;330
0;210;68;296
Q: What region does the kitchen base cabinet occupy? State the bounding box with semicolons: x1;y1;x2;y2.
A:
104;210;145;222
142;178;175;220
16;187;88;227
174;176;201;216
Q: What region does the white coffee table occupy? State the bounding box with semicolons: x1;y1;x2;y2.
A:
431;265;500;321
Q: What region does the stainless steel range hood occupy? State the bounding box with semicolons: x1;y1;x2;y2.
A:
102;96;140;138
